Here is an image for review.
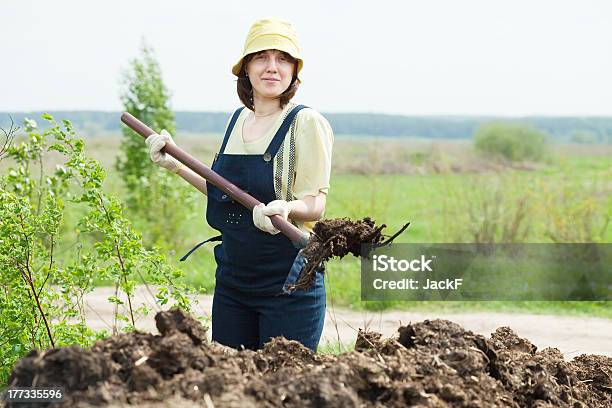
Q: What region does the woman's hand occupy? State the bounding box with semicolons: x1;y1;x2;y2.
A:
253;200;290;234
145;129;184;173
252;193;327;234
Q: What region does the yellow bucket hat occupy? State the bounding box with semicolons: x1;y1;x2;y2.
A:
232;18;303;77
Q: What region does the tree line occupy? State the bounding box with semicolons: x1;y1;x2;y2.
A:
2;111;611;143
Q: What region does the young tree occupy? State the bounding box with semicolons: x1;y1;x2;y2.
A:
116;41;191;247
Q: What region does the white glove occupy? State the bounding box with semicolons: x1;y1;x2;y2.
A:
253;200;290;234
145;129;184;173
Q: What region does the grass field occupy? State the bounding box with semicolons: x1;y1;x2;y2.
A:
3;132;610;316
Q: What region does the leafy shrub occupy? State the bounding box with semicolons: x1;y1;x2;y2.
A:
0;116;194;384
474;122;548;162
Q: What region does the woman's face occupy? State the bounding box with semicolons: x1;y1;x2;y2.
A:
246;49;295;100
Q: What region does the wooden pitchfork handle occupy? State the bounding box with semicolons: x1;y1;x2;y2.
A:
120;112;309;247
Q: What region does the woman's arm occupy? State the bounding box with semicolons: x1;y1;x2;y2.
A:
175;166;208;195
288;110;333;223
174;168;328;218
287;192;326;222
145;131;209;195
253;193;326;235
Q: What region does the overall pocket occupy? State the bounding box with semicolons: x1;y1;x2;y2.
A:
206;176;251;230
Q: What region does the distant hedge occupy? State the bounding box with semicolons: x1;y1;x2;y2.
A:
1;112;612;142
474;122;548;161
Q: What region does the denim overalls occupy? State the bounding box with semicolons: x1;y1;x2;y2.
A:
204;105;325;351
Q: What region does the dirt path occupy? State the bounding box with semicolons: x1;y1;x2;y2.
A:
84;286;612;358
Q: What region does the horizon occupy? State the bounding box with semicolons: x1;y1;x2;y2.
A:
3;109;612;120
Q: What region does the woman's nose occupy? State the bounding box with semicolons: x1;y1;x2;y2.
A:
266;58;278;72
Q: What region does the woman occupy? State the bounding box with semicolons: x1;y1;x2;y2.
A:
146;18;334;352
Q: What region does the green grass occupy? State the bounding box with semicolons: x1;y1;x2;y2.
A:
7;135;609;317
317;340;355;355
171;155;611;317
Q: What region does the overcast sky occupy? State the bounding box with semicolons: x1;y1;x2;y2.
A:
3;0;612;116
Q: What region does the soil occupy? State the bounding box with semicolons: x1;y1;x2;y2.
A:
293;217;409;290
5;309;611;407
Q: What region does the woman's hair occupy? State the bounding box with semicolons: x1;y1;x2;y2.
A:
236;51;301;111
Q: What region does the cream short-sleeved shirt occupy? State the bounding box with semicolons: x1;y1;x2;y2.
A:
221;102;334;234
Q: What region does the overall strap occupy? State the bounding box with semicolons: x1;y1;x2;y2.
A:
265;105;308;158
219;107;245;154
179;235;222;262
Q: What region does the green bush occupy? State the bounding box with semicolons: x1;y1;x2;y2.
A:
473;122;548;162
0;116;194;385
